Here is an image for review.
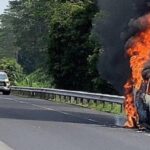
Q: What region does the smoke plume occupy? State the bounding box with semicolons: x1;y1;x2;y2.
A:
94;0;150;94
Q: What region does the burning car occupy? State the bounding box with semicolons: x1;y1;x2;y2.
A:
124;63;150;129
134;80;150;128
124;13;150;128
135;63;150;127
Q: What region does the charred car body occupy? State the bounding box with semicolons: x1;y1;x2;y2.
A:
134;64;150;128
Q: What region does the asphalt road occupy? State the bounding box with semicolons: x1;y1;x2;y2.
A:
0;95;149;150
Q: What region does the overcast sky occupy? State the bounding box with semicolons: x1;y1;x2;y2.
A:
0;0;9;14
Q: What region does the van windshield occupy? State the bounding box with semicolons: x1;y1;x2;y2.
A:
0;74;7;80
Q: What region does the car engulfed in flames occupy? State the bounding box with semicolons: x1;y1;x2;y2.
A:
124;13;150;129
124;78;150;129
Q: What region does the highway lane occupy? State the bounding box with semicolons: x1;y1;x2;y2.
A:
0;95;149;150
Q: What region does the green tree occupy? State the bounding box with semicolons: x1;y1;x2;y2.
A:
0;58;23;84
8;0;50;73
0;0;118;94
0;13;18;59
48;0;99;91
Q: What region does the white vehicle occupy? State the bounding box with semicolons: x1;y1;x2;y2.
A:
0;72;11;95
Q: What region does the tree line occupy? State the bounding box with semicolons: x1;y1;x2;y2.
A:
0;0;118;94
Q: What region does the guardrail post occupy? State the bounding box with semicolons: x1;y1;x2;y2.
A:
69;96;71;103
94;100;97;107
51;94;54;100
62;96;65;102
66;96;68;102
47;93;50;100
80;98;83;105
43;93;45;99
34;92;37;98
58;95;61;102
110;103;114;111
120;104;123;113
82;98;85;105
87;99;90;106
74;97;77;104
55;94;57;101
102;101;105;108
36;92;38;98
68;96;71;103
41;92;43;99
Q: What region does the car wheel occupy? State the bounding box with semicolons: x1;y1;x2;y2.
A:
3;91;10;95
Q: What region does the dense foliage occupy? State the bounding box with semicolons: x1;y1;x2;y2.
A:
17;68;53;88
0;0;118;94
0;58;23;84
49;1;99;91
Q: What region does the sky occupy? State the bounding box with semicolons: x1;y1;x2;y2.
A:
0;0;10;14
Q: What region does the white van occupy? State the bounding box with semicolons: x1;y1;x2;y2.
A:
0;71;11;95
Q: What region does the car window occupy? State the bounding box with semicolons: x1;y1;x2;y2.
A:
0;74;8;80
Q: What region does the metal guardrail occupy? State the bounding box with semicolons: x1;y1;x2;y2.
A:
11;86;124;113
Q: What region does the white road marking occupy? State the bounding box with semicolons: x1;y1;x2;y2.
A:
0;141;13;150
144;133;150;137
2;97;100;124
2;97;29;104
2;98;19;103
2;98;13;101
18;101;29;104
60;112;70;115
31;104;54;111
136;131;143;133
21;101;100;123
88;118;99;123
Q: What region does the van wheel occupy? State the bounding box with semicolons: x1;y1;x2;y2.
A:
3;91;10;95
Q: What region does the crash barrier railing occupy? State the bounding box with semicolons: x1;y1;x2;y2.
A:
11;86;124;113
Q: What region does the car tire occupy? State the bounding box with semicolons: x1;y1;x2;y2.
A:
3;91;10;95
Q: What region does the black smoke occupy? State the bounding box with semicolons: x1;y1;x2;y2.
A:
93;0;150;94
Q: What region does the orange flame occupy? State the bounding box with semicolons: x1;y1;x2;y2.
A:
124;80;139;128
124;14;150;128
